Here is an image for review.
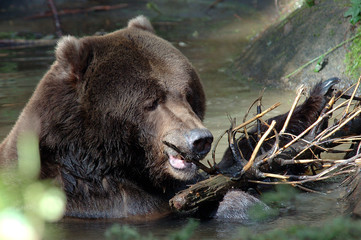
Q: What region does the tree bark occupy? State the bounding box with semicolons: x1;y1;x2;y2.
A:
169;174;239;212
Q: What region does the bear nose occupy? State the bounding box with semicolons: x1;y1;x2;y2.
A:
186;128;213;156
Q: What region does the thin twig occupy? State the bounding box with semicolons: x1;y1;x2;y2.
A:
243;94;264;151
280;85;305;134
243;120;276;172
211;129;227;165
232;102;281;132
163;141;216;174
344;75;361;116
47;0;63;37
320;108;361;141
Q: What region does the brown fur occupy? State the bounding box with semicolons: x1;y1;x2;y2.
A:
0;16;271;221
0;16;211;218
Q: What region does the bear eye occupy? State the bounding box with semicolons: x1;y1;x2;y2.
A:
145;99;159;111
186;91;193;105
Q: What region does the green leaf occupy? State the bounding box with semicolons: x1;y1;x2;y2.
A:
314;55;325;72
17;131;40;180
344;0;361;24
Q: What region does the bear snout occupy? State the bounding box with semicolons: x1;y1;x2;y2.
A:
163;128;213;181
163;128;213;163
185;128;213;159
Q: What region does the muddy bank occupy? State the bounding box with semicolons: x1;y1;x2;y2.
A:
234;0;357;89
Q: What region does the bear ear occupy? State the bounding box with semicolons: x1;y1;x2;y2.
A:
127;15;155;33
55;36;92;81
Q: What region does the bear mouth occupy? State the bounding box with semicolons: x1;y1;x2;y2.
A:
168;154;194;170
163;141;196;171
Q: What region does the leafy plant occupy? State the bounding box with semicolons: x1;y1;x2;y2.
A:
344;0;361;24
314;55;326;72
345;28;361;79
0;62;17;73
0;131;66;240
304;0;315;7
169;219;199;240
105;219;199;240
238;217;361;240
0;32;17;39
105;224;154;240
248;185;298;222
146;2;162;15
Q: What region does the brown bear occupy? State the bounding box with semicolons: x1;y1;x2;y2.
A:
0;16;264;220
0;16;213;218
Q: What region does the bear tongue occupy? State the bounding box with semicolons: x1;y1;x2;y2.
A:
169;155;193;170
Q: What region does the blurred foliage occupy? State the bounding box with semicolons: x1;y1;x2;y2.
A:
344;0;361;24
345;28;361;79
0;131;66;240
238;217;361;240
105;224;155;240
248;201;279;222
105;219;199;240
260;184;298;207
0;62;17;73
249;185;298;222
168;218;199;240
146;2;162;15
240;184;361;240
0;31;43;40
304;0;315;7
0;32;18;39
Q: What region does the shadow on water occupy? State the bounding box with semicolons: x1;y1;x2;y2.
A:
0;1;347;239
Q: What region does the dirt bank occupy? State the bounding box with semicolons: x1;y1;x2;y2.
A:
234;0;357;90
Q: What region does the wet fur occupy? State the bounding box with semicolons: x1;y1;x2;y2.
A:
0;16;207;218
0;16;336;221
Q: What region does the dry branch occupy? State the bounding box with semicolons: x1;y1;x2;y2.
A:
169;174;236;211
280;85;305;134
47;0;62;37
26;4;128;20
242;120;276;173
170;78;361;213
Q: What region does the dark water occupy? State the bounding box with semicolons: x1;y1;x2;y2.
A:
0;1;348;239
47;187;346;240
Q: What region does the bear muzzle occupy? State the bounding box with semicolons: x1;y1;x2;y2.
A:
163;128;213;172
185;128;213;158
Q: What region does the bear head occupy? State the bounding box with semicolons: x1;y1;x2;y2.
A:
31;16;213;190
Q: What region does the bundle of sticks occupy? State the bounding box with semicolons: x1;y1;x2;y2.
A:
170;76;361;212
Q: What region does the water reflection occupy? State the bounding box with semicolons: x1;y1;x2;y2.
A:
0;46;53;138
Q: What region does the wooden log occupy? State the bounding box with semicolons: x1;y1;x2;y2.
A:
25;4;129;20
0;39;57;49
169;174;238;212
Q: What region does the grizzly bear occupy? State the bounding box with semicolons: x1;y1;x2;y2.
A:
1;15;336;221
0;16;264;220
